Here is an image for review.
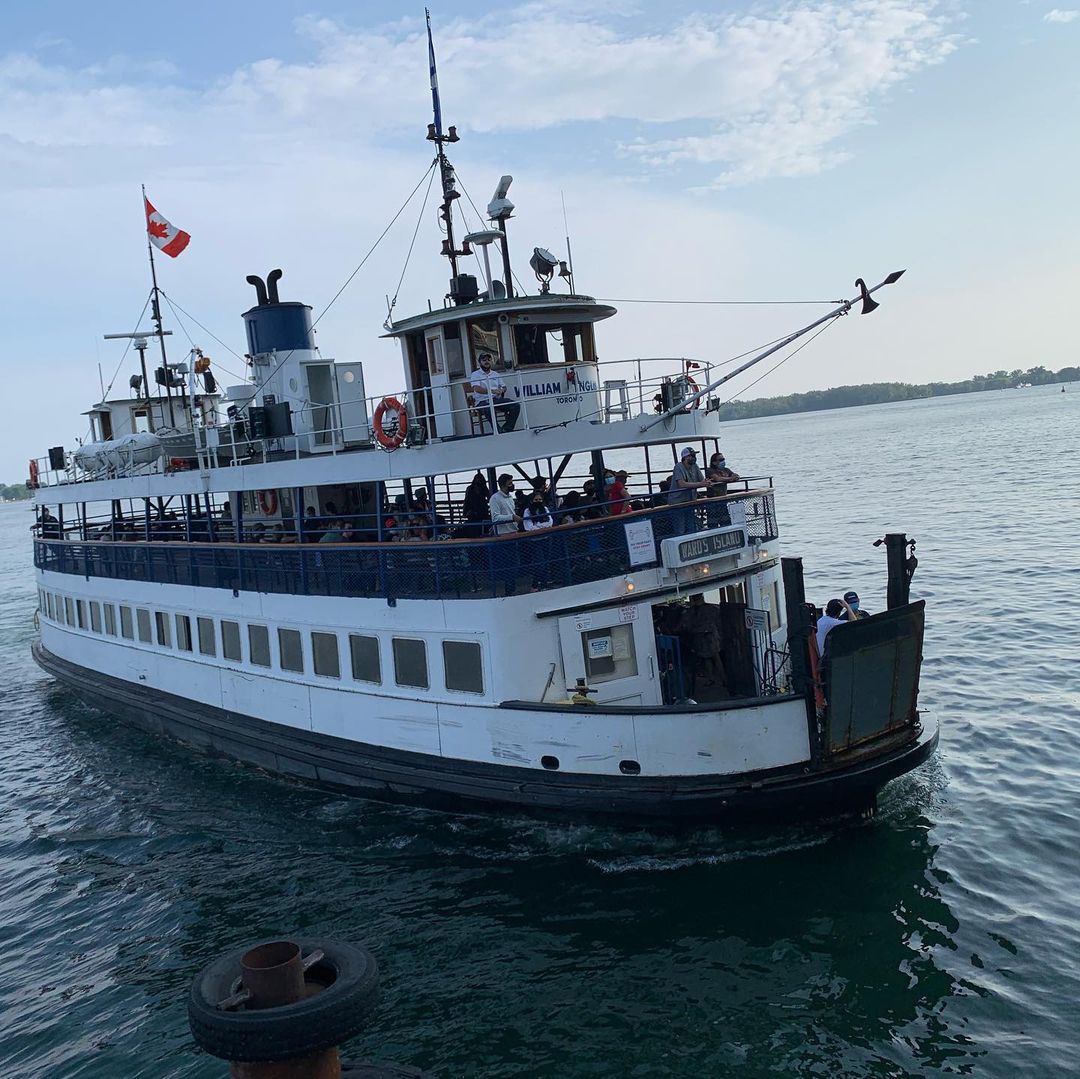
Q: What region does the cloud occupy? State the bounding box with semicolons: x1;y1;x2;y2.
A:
0;2;961;189
1043;9;1080;22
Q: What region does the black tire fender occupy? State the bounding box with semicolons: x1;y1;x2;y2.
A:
188;938;380;1062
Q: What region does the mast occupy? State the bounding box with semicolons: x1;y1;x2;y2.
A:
142;184;176;427
425;10;468;283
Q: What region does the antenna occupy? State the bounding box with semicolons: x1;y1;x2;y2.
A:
560;190;576;294
487;175;515;298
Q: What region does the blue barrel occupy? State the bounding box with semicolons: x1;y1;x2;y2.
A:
243;302;314;356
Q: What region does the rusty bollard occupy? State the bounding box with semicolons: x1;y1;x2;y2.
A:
188;937;395;1077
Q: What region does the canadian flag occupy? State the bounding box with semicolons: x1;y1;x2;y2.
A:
144;195;191;258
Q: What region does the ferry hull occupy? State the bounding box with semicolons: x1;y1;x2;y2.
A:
34;642;938;826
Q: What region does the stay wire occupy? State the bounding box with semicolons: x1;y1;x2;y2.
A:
160;293;249;384
84;290;153;444
454;171;529;296
388;161;440;315
597;296;842;306
240;157;438;416
721;318;837;406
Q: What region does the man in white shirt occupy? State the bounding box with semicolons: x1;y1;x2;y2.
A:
470;352;521;433
488;474;521;535
815;596;858;655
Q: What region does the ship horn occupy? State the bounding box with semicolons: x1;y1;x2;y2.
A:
855;278;879;315
267;269;283;304
246;275;268;306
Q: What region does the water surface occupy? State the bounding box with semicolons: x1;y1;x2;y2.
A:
1;385;1078;1076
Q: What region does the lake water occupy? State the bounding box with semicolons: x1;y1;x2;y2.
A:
2;385;1078;1077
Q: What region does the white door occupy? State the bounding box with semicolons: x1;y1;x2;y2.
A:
557;603;661;706
424;331;454;439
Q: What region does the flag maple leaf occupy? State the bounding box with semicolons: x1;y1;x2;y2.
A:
148;220;169;239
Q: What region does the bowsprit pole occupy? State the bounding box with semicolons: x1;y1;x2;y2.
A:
639;270;907;433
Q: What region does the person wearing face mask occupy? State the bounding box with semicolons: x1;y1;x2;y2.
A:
488;474;521;535
523;496;553;531
667;447;708;533
839;590;870;620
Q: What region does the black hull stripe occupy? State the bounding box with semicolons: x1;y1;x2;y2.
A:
33;642;938;824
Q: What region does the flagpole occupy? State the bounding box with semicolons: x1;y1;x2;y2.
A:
142;183;176;427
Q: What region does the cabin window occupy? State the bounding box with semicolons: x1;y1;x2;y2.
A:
46;594;54;620
312;632;340;678
582;624;638;683
392;637;428;689
89;602;102;633
136;608;152;643
222;620;242;662
249;624;271;667
348;634;381;684
466;318;505;370
197;617;216;656
132;408;152;433
76;600;87;630
443;641;483;694
278;628;304;673
120;606;134;639
176;614;192;652
103;604;116;636
38;589;44;614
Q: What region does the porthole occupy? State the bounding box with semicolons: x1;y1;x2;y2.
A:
541;755;560;770
619;759;641;776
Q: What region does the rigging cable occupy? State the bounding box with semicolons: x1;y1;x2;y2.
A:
160;293;250;384
720;318;838;406
387;160;440;318
237;157;438;417
596;296;842;306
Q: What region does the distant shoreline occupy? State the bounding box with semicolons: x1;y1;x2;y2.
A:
715;365;1078;423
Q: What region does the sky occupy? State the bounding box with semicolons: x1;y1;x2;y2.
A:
1;0;1077;480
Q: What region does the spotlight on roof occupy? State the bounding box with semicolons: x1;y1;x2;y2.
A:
530;247;559;294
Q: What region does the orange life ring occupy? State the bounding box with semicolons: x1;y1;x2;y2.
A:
684;364;702;409
28;459;39;489
373;396;408;450
258;489;278;516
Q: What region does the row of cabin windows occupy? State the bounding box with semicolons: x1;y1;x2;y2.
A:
39;589;483;695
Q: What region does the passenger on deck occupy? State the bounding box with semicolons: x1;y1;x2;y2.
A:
462;472;491;536
608;470;630;515
815;597;858;654
319;520;345;543
840;590;870;620
705;451;740;527
650;477;672;508
685;593;728;696
523;496;553;531
470;352;520;433
489;474;522;535
559;490;584;523
581;478;605;519
667;448;708;531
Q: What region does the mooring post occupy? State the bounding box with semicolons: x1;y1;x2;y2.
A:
884;533;911;609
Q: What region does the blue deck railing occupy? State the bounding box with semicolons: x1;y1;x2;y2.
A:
34;492;777;601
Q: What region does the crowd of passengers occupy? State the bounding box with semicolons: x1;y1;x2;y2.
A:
35;447;743;545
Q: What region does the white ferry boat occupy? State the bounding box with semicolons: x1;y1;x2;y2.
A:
29;26;936;824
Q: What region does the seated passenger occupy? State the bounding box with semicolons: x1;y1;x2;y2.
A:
319;520;345;543
470;352;520;433
815;597;858;654
559;490;584;523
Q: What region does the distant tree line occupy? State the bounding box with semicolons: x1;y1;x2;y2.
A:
0;483;32;502
715;364;1080;422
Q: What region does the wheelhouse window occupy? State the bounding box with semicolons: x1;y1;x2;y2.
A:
512;322;595;367
392;638;428;689
176;614;193;652
136;608;152;643
467;318;505;370
443;640;483;694
311;632;340;678
349;634;381;684
197;617;216;656
221;620;242;662
278;628;304;673
249;624;271;667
